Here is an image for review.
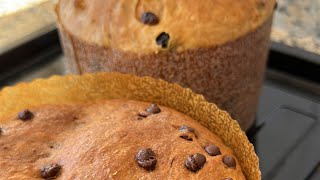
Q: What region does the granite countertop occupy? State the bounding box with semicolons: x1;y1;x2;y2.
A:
0;0;319;57
272;0;320;55
0;0;56;54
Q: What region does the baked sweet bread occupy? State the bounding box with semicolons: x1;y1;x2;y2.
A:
0;100;245;179
0;73;261;179
56;0;276;131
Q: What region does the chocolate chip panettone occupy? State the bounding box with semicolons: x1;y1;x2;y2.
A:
0;73;261;179
56;0;276;131
0;100;245;179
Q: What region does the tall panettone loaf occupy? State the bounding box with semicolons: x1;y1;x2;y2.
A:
56;0;276;131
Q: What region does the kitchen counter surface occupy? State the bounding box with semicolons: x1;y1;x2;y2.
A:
272;0;320;55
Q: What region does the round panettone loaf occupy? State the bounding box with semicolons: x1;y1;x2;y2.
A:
56;0;276;131
0;73;261;179
0;100;245;179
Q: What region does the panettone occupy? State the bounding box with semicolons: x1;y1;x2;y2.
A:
0;72;261;179
0;100;245;179
56;0;276;131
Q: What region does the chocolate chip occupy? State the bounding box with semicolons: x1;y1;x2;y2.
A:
146;104;161;114
185;153;206;172
180;125;195;133
205;144;221;156
274;1;278;10
156;32;170;48
179;125;196;141
137;104;161;120
18;109;34;121
141;12;159;25
0;128;3;135
136;148;157;171
40;164;62;179
223;155;236;168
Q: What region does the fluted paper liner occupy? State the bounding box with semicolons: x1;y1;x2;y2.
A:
0;72;260;179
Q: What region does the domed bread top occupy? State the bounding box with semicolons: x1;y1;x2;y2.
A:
0;100;245;179
56;0;275;53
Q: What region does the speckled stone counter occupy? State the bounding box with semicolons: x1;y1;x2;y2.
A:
0;0;320;57
272;0;320;55
0;0;56;54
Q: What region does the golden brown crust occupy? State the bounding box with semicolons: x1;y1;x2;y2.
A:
0;100;246;179
56;0;275;52
0;73;261;179
58;15;273;131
